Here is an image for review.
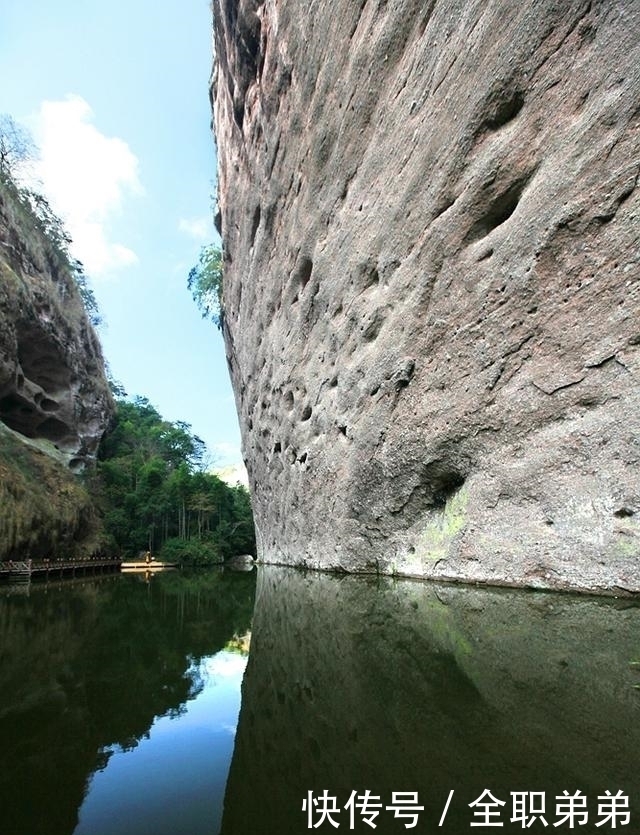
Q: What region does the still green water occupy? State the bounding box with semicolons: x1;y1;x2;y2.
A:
0;567;639;835
0;569;255;835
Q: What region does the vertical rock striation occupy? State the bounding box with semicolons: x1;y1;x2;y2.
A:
212;0;640;593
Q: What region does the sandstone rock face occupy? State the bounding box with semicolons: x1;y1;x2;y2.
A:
212;0;640;593
0;183;113;470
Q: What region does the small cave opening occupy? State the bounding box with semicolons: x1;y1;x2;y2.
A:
430;471;466;509
233;98;245;129
38;397;60;413
0;394;40;437
38;416;73;444
301;405;312;422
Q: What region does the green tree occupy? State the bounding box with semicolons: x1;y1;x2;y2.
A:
0;114;103;328
187;244;223;329
0;114;36;179
97;396;255;562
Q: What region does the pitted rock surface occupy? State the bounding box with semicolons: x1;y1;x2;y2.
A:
0;184;113;469
212;0;640;593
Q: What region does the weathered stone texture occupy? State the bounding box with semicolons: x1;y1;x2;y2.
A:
0;183;113;470
0;181;113;558
212;0;640;592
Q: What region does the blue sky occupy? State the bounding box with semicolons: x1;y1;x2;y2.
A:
0;0;243;468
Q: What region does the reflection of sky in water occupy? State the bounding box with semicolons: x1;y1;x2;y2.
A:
74;650;248;835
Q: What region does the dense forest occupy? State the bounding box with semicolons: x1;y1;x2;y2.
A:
96;395;255;563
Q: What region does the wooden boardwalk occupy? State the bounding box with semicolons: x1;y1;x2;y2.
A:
0;559;122;583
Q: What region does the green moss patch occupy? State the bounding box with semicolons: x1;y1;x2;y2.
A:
416;486;469;563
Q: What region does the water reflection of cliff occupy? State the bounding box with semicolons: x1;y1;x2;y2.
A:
222;568;640;834
0;570;255;835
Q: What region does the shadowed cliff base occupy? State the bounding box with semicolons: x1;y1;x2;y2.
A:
212;0;640;593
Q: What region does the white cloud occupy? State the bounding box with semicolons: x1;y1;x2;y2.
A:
32;95;142;276
204;651;248;680
214;461;249;488
178;215;212;241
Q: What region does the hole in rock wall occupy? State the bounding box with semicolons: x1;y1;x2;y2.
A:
250;204;261;247
301;405;312;422
233;99;245;129
38;397;59;413
614;507;635;518
0;394;37;436
430;471;466;509
485;89;525;131
17;326;71;394
296;257;313;290
38;416;71;444
464;175;531;244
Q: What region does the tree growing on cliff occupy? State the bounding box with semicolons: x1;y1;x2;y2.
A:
188;244;224;329
0;114;36;180
0;114;103;328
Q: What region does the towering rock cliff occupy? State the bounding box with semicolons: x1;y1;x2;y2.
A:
212;0;640;593
0;178;113;558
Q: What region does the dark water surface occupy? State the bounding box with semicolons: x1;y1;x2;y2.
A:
0;569;255;835
1;567;639;835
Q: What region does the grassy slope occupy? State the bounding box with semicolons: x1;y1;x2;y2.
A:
0;423;105;559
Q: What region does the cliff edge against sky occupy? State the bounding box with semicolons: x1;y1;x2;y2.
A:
0;178;113;559
211;0;640;594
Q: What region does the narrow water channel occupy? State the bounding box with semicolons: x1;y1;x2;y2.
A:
0;566;638;834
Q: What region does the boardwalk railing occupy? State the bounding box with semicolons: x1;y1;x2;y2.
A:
0;559;122;581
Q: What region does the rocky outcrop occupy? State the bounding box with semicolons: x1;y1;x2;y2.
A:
212;0;640;593
0;182;112;470
0;178;113;558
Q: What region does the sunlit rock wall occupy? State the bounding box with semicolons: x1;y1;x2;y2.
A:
212;0;640;592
